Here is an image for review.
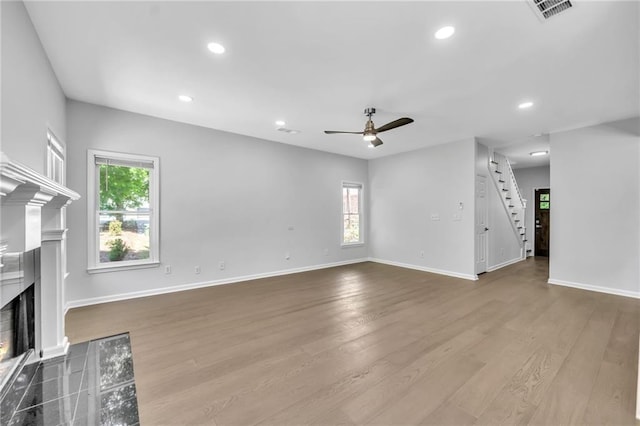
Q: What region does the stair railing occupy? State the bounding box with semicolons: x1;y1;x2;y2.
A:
490;152;527;255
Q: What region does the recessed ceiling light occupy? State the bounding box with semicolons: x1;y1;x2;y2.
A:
530;151;549;157
178;95;193;102
435;26;455;40
207;42;225;54
518;101;534;109
275;120;286;126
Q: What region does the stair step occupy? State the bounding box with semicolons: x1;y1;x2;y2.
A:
506;197;512;200
502;189;509;192
515;220;520;222
499;179;505;183
511;212;517;215
494;170;502;174
490;160;499;165
523;239;528;242
508;205;514;208
517;226;523;229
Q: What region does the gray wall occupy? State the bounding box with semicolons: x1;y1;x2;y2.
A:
65;101;369;305
513;166;550;257
369;138;476;279
0;1;67;173
549;118;639;297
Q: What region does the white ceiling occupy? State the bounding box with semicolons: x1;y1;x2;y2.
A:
24;1;639;166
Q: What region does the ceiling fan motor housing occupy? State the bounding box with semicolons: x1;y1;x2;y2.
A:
364;120;375;134
364;107;376;136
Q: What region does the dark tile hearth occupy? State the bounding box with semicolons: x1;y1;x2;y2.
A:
1;333;139;426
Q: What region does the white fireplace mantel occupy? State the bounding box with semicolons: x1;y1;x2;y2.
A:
1;152;80;360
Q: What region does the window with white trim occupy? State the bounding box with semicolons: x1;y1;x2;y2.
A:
87;150;160;272
342;182;363;245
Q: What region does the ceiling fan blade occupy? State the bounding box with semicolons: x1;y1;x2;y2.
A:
375;117;414;133
371;137;383;147
324;130;364;135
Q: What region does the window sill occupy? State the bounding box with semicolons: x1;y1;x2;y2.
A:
87;261;160;274
341;242;365;248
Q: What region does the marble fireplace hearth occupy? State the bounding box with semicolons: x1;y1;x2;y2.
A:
1;333;140;425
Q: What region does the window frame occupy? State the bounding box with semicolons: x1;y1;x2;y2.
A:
341;181;364;247
86;149;160;273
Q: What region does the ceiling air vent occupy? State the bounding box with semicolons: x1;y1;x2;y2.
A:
277;127;300;134
530;0;573;20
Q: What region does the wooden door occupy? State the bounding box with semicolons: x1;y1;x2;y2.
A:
534;188;550;257
475;176;488;274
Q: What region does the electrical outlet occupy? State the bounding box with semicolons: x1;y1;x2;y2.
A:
164;265;171;274
195;266;201;274
420;251;425;258
219;261;225;271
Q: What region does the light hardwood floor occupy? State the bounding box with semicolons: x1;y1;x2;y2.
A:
66;258;639;425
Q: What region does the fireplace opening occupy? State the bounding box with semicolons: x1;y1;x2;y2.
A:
0;249;39;392
1;285;35;361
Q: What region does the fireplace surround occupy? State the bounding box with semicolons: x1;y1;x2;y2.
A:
0;153;79;395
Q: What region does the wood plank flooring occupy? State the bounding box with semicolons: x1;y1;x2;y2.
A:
65;258;639;425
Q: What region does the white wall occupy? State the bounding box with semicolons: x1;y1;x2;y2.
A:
549;118;640;297
476;143;522;270
0;1;66;173
513;166;550;256
65;101;369;305
368;138;476;279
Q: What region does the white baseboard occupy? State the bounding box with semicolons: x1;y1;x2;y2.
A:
487;256;525;272
65;258;369;310
547;278;640;299
367;257;478;281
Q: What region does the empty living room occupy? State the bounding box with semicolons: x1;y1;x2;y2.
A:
1;1;639;425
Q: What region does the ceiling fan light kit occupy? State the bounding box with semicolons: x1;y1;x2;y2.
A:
324;107;414;148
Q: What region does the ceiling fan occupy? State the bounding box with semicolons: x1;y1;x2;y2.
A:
324;108;414;147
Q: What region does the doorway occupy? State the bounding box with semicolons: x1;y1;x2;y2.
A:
534;188;550;257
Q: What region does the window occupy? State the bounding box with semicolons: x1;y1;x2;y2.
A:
87;150;159;272
342;182;363;245
540;192;550;210
47;131;64;184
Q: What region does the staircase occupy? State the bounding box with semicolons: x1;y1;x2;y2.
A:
489;152;527;257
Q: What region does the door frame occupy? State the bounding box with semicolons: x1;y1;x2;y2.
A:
475;174;489;275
